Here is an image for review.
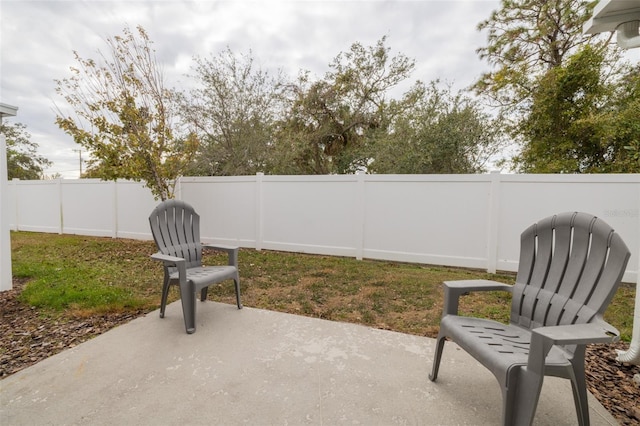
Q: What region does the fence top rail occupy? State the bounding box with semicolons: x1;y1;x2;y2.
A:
495;173;640;183
8;173;640;186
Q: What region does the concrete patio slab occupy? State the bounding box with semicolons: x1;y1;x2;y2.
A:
1;301;618;425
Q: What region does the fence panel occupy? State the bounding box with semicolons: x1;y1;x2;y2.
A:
260;175;360;257
12;180;61;234
61;180;116;237
115;181;158;240
494;175;639;277
361;175;492;269
180;176;258;246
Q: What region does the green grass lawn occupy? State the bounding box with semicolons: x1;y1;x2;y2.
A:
10;231;636;340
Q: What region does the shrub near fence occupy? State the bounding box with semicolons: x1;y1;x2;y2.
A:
7;173;639;282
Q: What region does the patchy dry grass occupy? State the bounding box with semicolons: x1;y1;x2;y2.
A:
10;231;635;340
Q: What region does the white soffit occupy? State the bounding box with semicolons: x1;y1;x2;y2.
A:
0;103;18;119
584;0;640;34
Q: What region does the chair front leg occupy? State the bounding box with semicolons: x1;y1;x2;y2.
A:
160;271;171;318
506;332;554;426
428;331;447;381
233;273;242;309
179;280;197;334
176;261;195;334
568;347;589;426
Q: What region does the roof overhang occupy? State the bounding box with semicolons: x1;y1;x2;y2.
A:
583;0;640;49
0;103;18;119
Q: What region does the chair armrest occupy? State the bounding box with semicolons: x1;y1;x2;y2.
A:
527;321;620;375
442;280;513;316
531;321;619;346
203;244;239;267
150;252;185;266
150;252;187;285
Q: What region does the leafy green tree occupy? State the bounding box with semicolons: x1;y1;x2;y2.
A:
1;122;52;180
473;0;640;173
54;26;195;200
180;48;286;176
270;37;416;174
474;0;607;111
514;45;638;173
515;46;609;172
600;65;640;172
369;82;505;174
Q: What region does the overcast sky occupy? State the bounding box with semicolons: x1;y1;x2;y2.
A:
3;1;636;179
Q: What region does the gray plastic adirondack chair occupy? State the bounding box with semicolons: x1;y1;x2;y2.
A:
149;199;242;334
429;212;630;426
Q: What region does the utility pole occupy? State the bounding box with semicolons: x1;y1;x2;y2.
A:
72;149;83;178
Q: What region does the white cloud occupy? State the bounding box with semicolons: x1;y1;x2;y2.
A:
1;0;502;178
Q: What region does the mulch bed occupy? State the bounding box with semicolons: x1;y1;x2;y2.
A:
0;279;146;379
586;343;640;424
1;279;639;424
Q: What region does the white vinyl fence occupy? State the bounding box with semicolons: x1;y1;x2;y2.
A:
7;173;639;282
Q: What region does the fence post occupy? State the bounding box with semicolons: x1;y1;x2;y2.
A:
255;173;264;251
486;171;502;274
57;178;63;234
11;179;18;231
112;181;118;238
175;177;183;201
354;172;365;260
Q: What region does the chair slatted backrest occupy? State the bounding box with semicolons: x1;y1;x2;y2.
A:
149;200;203;270
511;212;630;330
